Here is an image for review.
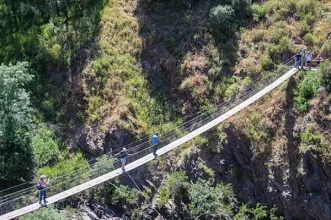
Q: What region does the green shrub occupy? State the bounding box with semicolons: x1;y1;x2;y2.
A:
278;37;293;54
210;5;235;39
245;111;269;143
268;37;293;63
234;203;268;220
251;29;264;43
251;3;266;22
321;41;331;54
296;0;318;16
301;12;316;26
49;43;62;61
268;43;282;62
37;152;90;193
93;155;116;176
41;98;57;120
32;126;60;167
296;71;320;111
315;140;331;164
262;55;274;71
21;207;68;220
199;163;215;178
240;57;262;76
189;180;237;219
269;28;287;44
232;0;252;20
87;96;103;122
277;0;297;18
110;185;140;207
164;171;189;204
301;128;322;146
299;72;320;99
303;33;318;46
319;60;331;92
225;82;240;100
300;127;323;152
300;20;310;36
158;187;169;207
241;76;253;88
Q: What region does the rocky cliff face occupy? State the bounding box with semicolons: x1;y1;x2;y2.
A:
199;83;331;220
205;126;331;220
71;79;331;220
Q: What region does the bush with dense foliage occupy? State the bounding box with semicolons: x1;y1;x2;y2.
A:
159;171;190;205
300;127;323;152
20;207;68;220
32;126;60;167
0;0;106;69
0;62;34;185
189;179;237;219
234;203;272;220
251;3;266;22
296;71;320;111
210;5;235;40
262;55;274;71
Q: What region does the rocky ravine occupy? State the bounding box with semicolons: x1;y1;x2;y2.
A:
69;82;331;220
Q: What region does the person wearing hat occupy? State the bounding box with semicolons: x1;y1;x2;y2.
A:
38;175;49;206
115;148;132;172
151;132;159;158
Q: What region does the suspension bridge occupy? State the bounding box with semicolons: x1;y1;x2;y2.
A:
0;59;304;219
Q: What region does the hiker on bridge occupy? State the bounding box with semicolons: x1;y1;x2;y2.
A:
295;52;302;69
152;132;159;158
115;148;132;172
314;54;324;66
38;175;49;206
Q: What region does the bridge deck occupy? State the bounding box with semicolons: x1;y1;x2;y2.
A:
0;67;298;220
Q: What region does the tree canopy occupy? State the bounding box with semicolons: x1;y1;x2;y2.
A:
0;62;34;185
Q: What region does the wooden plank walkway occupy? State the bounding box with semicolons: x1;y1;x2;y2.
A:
0;67;298;220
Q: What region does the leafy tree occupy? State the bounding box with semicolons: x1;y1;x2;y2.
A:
20;207;68;220
189;179;237;220
0;62;34;185
32;125;60;167
210;5;235;40
0;0;106;68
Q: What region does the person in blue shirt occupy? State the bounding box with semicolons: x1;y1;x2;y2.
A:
295;52;302;69
152;132;159;158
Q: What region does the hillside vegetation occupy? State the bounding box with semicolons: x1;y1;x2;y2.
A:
0;0;331;219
